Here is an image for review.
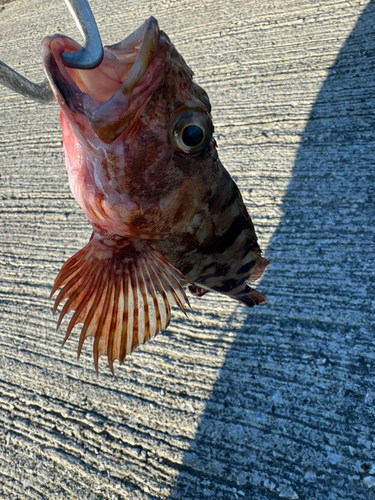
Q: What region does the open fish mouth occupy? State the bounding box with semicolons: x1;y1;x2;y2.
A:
42;17;164;143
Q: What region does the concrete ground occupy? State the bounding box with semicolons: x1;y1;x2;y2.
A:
0;0;374;498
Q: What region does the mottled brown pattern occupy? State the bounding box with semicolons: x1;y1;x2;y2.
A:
44;16;268;368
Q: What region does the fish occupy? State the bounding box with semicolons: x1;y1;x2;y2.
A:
41;16;270;372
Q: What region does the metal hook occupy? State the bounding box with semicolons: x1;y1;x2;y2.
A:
61;0;103;69
0;61;55;103
0;0;103;103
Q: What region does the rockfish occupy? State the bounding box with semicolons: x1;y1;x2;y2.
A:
42;17;269;372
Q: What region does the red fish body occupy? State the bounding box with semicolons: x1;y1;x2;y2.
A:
42;17;269;371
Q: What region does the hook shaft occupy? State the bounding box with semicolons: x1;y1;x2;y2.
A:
62;0;103;69
0;61;55;103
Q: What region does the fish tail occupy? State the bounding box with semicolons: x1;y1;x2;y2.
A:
247;254;271;282
234;254;270;307
50;232;190;373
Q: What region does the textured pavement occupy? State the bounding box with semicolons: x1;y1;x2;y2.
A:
0;0;374;499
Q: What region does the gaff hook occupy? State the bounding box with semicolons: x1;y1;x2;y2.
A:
0;0;103;103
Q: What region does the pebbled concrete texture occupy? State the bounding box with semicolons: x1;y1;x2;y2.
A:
0;0;374;499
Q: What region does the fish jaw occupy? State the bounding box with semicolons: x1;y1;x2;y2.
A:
41;16;169;144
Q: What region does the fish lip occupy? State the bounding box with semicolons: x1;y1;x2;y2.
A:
42;17;161;132
114;16;160;97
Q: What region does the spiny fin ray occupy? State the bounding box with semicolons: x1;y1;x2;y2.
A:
51;233;189;372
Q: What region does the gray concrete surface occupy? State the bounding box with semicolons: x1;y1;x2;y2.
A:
0;0;374;498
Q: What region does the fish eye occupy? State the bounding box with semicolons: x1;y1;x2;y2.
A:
181;124;205;148
170;109;213;155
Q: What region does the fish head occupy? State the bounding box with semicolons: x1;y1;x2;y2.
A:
42;17;218;235
41;16;214;152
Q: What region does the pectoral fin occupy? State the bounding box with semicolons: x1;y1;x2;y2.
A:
51;232;190;373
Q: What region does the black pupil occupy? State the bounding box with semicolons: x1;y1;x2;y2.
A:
182;125;204;147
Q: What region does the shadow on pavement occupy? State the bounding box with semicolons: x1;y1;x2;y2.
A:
170;1;375;499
